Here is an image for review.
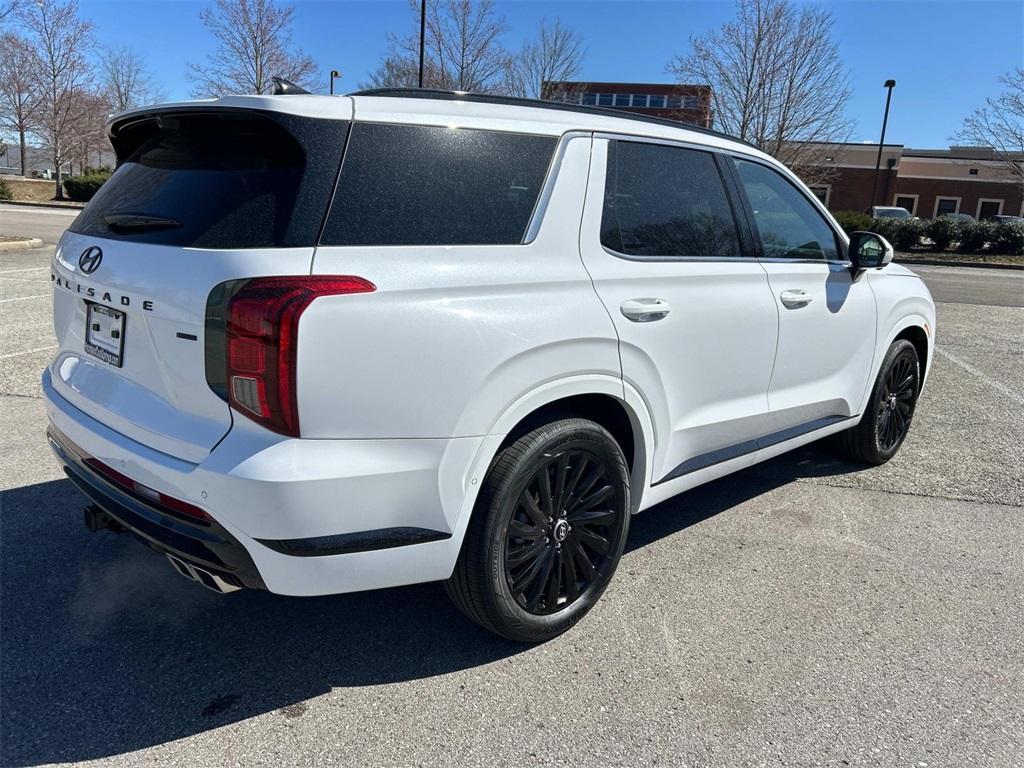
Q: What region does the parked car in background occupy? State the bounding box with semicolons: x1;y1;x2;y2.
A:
43;87;936;642
871;206;915;220
939;212;974;222
991;214;1023;222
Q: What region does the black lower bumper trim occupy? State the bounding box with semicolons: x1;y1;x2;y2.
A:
50;427;266;590
257;527;451;557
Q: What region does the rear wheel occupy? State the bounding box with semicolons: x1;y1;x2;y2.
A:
445;418;630;642
836;339;921;465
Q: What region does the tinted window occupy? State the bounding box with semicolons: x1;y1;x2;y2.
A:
734;159;839;260
321;124;555;246
600;141;742;258
71;111;345;248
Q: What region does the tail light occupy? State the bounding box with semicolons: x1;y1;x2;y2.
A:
216;276;375;437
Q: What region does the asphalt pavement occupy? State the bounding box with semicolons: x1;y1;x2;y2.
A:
1;210;1022;767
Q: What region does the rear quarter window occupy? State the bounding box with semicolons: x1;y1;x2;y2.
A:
320;123;557;246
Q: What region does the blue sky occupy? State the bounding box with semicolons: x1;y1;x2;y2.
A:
77;0;1022;148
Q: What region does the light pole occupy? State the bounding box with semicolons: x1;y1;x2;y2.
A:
418;0;426;88
329;70;341;95
870;79;897;211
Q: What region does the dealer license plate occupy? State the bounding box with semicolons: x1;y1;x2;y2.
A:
84;303;125;367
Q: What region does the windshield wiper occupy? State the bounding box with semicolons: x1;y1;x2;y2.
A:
104;213;182;233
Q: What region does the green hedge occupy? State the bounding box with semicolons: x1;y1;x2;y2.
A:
926;217;958;252
0;176;12;202
990;220;1024;255
856;217;1023;255
832;210;873;234
64;170;111;202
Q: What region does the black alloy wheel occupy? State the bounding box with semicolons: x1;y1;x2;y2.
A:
504;448;620;615
446;418;630;642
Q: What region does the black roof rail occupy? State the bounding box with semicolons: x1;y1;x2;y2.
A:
349;87;757;150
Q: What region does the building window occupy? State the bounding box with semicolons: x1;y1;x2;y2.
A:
630;94;648;108
614;94;630;107
649;95;667;108
809;185;831;206
894;195;918;214
582;93;597;106
666;95;683;108
683;96;699;110
977;199;1003;220
934;197;960;217
598;93;614;107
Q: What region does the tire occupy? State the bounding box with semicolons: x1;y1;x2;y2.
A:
836;339;921;465
445;418;631;643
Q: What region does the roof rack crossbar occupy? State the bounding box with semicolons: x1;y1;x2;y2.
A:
348;88;757;150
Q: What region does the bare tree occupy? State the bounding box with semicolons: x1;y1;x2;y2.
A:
667;0;851;181
954;68;1024;178
66;89;111;173
187;0;317;97
369;0;509;92
504;19;584;100
18;0;95;198
100;45;166;113
0;33;43;176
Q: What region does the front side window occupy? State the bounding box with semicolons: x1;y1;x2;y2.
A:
734;159;840;261
321;123;556;247
600;141;742;259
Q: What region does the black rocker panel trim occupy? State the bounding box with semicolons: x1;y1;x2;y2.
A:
257;527;452;557
654;415;853;486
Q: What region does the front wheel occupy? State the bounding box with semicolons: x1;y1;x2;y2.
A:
445;418;631;642
836;339;921;465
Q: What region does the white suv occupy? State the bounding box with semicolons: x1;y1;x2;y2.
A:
44;88;935;641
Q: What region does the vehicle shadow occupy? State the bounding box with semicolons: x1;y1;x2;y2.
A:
0;444;863;766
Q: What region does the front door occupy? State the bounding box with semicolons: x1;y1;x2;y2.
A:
730;157;877;435
579;138;779;485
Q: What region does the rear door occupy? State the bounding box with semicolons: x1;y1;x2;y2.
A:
729;157;876;434
579;137;779;486
49;108;347;462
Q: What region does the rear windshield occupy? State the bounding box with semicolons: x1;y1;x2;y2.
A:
320;123;557;246
70;111;347;249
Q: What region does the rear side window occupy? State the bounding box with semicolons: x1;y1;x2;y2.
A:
71;111;346;249
733;159;840;261
600;140;742;258
320;123;556;246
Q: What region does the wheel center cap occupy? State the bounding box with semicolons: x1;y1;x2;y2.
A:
552;519;570;543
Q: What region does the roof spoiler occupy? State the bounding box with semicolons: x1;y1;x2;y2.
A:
272;77;310;96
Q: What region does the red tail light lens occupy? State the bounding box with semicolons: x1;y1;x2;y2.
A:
225;276;375;436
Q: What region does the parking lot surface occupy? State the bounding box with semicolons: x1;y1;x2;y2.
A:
1;213;1022;766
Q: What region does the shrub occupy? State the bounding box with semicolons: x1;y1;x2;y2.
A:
957;220;992;253
63;170;111;202
0;176;11;202
833;210;873;234
926;217;958;252
881;219;923;251
989;220;1024;255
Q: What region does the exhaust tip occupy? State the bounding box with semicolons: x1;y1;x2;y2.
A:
165;554;242;594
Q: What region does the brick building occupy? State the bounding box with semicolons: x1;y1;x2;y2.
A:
801;143;1023;219
541;81;713;128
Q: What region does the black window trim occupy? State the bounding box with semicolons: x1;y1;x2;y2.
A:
318;119;564;249
725;153;850;265
593;132;759;264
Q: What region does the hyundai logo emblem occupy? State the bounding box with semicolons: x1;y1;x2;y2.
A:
79;246;103;274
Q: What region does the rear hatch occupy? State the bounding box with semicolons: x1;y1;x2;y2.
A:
49;104;349;462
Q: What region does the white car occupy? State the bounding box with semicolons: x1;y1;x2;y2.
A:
44;86;935;642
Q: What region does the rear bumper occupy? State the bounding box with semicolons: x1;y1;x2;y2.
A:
43;369;490;596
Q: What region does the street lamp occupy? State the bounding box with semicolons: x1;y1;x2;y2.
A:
870;79;897;211
418;0;426;88
329;70;341;95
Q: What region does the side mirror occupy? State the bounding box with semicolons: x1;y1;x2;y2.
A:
848;231;894;273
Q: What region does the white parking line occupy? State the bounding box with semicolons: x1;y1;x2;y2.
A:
0;266;49;275
0;345;56;360
935;346;1024;405
0;294;49;303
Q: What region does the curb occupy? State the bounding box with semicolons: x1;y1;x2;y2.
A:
0;199;85;210
896;258;1024;272
0;237;45;252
